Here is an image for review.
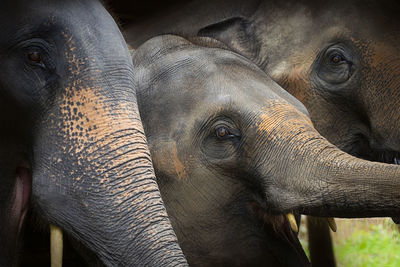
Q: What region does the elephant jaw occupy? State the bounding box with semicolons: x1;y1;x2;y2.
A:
11;164;31;236
248;202;310;266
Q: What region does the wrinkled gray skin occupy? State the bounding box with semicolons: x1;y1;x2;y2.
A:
0;1;186;266
122;0;400;265
132;34;400;266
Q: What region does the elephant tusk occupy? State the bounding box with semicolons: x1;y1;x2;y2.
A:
50;224;63;267
286;213;298;233
327;217;337;232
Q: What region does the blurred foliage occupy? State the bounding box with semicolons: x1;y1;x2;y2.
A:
299;218;400;267
335;220;400;267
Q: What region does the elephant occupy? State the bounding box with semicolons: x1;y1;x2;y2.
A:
131;34;400;266
0;1;186;266
117;0;400;265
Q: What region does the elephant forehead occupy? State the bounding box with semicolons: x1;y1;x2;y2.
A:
260;0;399;66
135;42;255;93
0;5;51;47
150;141;189;180
1;0;123;55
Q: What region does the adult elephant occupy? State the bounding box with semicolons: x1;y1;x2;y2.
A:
132;34;400;266
0;1;186;266
121;0;400;265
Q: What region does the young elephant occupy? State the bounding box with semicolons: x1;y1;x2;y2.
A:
133;35;400;266
0;1;186;266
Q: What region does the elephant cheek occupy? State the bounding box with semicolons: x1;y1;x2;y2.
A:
361;42;400;147
276;64;312;104
151;141;189;180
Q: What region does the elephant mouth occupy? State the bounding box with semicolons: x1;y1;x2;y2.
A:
249;202;310;266
352;134;400;165
361;149;400;165
11;164;32;235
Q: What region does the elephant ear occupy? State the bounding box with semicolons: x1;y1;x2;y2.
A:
197;17;259;62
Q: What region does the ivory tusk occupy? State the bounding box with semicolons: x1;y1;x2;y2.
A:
327;217;337;232
286;213;298;233
50;224;63;267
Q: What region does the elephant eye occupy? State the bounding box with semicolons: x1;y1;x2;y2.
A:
330;53;344;64
215;126;235;140
27;51;45;67
316;44;355;85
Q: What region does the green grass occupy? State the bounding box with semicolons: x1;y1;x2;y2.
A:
298;218;400;267
335;222;400;267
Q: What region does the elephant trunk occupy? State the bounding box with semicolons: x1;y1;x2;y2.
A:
30;7;187;263
256;100;400;218
33;88;187;265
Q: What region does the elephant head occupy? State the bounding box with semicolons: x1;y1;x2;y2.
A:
132;34;400;266
0;1;186;266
